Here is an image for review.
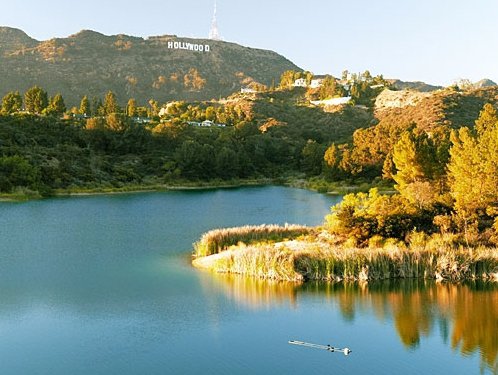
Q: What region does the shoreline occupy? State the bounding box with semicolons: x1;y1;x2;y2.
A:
0;176;390;202
0;179;278;202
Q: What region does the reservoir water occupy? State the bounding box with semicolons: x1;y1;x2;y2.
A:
0;186;495;374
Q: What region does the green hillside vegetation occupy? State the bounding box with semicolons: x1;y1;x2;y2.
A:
0;79;375;198
2;77;497;202
0;27;299;105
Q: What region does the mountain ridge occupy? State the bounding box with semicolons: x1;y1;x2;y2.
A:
0;27;300;105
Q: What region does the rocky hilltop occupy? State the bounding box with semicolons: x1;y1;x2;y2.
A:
388;79;442;92
0;27;300;105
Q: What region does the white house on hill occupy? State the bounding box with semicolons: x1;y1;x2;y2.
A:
293;78;307;87
293;77;324;88
310;79;324;88
241;87;257;93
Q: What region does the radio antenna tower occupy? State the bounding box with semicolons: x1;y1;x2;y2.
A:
209;0;222;40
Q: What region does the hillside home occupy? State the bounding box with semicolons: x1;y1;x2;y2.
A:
131;117;151;124
201;120;214;127
241;87;256;93
310;79;324;88
293;77;325;88
293;78;307;87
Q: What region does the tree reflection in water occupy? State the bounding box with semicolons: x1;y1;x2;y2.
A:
201;274;497;373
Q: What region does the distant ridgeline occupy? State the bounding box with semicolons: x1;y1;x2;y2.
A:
0;27;300;105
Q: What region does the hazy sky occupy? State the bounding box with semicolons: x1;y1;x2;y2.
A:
1;0;497;86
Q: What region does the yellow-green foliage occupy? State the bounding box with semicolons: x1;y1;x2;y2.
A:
325;188;423;243
448;106;498;221
193;224;312;257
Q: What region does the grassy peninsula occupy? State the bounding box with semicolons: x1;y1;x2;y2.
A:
193;224;498;283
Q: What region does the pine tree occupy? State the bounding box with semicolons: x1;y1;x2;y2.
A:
47;93;66;116
1;91;23;114
319;76;338;100
148;99;158;117
103;91;119;115
126;98;137;117
392;132;425;188
475;103;498;134
79;95;90;116
24;86;48;114
392;130;443;208
448;105;498;224
447;128;482;219
91;97;104;116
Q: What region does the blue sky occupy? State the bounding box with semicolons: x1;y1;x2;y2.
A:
1;0;497;86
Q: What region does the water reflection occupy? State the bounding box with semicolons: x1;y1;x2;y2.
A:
205;275;498;373
199;273;298;310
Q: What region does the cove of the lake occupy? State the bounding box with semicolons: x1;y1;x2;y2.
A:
0;186;496;374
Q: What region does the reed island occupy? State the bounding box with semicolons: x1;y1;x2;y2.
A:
192;222;497;283
193;189;498;283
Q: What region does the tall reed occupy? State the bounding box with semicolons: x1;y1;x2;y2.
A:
293;246;498;282
193;224;312;257
201;244;302;281
194;240;498;282
193;225;498;282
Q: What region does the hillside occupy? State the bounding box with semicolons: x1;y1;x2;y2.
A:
0;27;300;105
337;86;498;178
388;79;442;92
374;86;498;130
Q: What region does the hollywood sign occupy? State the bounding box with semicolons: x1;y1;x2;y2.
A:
167;41;211;52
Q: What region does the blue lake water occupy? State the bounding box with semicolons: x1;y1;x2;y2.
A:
0;186;495;374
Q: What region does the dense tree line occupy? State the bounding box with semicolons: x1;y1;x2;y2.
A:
0;113;302;193
0;83;370;195
326;103;498;246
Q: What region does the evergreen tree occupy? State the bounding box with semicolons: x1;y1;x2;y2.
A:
47;93;66;116
103;91;119;114
448;105;498;222
126;98;137;117
24;86;48;114
80;95;90;116
148;99;158;117
392;132;425;185
448;128;484;221
215;147;238;178
1;91;23;114
392;130;446;208
301;140;325;175
475;103;498;134
382;151;396;180
0;156;41;193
